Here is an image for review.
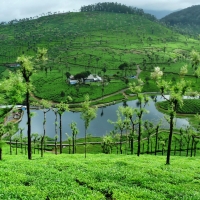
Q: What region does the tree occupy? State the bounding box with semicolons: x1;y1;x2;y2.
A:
154;123;161;155
101;134;113;154
74;71;90;84
5;122;17;155
16;48;48;160
129;79;149;156
52;108;58;155
144;121;154;154
194;67;200;83
177;128;184;156
0;124;6;160
31;133;39;154
190;50;200;68
65;133;72;154
81;95;97;158
122;106;138;155
39;99;51;157
19;128;24;154
13;134;20;155
151;66;193;164
56;99;71;154
118;62;129;77
0;71;26;107
70;122;79;154
65;72;71;80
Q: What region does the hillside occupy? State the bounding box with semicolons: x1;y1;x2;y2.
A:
0;153;200;199
0;4;200;103
160;5;200;35
144;9;174;19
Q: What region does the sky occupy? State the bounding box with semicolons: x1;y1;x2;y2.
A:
0;0;199;22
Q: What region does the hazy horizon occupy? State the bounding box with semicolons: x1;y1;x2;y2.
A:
0;0;199;22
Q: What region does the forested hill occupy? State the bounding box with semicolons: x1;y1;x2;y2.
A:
161;5;200;26
80;2;157;22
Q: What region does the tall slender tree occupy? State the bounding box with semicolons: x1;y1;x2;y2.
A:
151;66;193;164
56;98;71;154
16;48;48;159
70;122;79;154
81;95;97;158
129;79;149;156
39;99;51;157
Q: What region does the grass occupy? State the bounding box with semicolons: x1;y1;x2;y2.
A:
0;151;200;199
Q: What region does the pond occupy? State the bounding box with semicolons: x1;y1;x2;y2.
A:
17;95;190;140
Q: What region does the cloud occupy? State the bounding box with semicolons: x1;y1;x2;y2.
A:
0;0;198;22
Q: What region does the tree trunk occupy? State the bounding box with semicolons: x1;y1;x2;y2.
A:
59;113;62;154
55;140;57;155
137;117;142;156
16;141;18;155
190;137;194;157
42;111;46;156
155;127;158;155
179;140;182;156
26;90;32;160
0;147;2;160
38;143;40;154
162;146;164;155
120;130;123;154
147;137;150;154
186;140;190;157
10;137;12;155
166;115;174;165
131;137;133;155
72;134;75;154
41;137;44;157
84;126;87;158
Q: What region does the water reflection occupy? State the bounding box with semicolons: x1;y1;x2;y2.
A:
18;96;189;140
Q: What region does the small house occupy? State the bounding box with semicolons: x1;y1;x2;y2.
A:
85;74;102;83
69;80;78;85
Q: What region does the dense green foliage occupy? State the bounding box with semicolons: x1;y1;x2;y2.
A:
0;153;200;199
157;99;200;114
80;2;157;21
161;5;200;26
0;108;11;123
161;5;200;35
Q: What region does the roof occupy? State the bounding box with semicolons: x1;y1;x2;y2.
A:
69;80;78;85
87;74;102;81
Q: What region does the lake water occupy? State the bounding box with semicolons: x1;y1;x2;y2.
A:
17;95;190;140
